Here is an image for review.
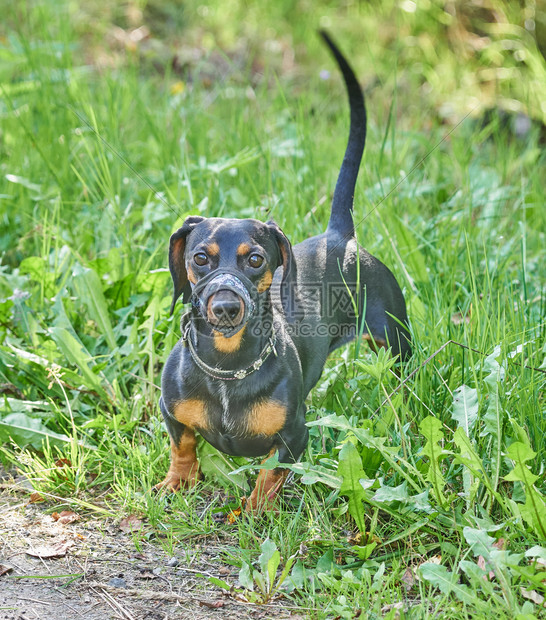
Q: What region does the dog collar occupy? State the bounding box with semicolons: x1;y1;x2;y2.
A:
180;312;277;381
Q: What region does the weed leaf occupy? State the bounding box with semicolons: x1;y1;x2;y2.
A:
504;442;546;539
419;416;447;507
338;442;368;532
453;427;485;505
258;538;280;592
451;385;478;435
49;327;107;395
0;413;69;449
481;346;505;493
419;563;474;604
71;264;117;349
238;563;254;591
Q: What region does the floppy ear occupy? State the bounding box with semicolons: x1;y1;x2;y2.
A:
168;216;205;314
267;220;297;316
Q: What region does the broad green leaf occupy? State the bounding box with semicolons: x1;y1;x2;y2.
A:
373;482;433;514
353;542;377;560
406;490;434;513
206;576;231;591
451;385;478;435
276;553;298;591
419;563;474;604
253;570;266;596
316;549;336;574
504;442;546;539
504;442;538;485
19;255;45;277
458;560;490;587
338;442;368;532
199;441;248;490
287;560;305;591
373;481;409;503
258;538;280;592
463;527;496;558
525;546;546;562
463;527;518;607
0;413;69;449
48;326;109;397
51;295;91;350
71;264;117;349
453;427;485;477
238;563;254;591
307;413;353;432
419;416;447;507
289;461;342;488
481;346;505;493
453;426;485;505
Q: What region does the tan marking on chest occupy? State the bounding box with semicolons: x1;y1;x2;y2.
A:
174;399;209;430
213;326;246;353
257;270;273;293
246;400;286;436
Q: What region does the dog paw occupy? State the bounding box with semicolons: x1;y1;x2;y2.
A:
153;469;202;494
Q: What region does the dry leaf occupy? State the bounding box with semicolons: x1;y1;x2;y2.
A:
521;588;545;605
401;567;417;591
54;458;72;468
0;564;13;577
136;570;157;580
199;600;226;609
477;555;495;580
26;540;74;559
28;492;44;504
119;514;143;533
52;510;80;525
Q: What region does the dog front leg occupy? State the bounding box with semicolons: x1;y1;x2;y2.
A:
155;427;201;492
246;452;290;513
155;398;201;492
246;420;309;513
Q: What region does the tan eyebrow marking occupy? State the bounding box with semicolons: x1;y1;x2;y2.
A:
206;242;219;256
236;243;251;256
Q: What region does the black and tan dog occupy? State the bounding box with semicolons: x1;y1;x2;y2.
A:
156;32;411;512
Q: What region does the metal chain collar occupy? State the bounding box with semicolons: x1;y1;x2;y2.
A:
180;312;277;381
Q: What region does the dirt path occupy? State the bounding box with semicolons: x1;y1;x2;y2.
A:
0;472;303;619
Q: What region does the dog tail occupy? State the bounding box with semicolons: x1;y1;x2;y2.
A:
320;31;366;239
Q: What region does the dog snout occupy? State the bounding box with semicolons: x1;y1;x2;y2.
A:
207;290;245;326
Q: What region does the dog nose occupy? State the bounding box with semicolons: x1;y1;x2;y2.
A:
209;290;243;324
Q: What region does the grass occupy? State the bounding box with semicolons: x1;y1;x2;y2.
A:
1;0;545;618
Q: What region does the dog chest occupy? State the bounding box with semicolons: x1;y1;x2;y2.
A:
173;393;287;438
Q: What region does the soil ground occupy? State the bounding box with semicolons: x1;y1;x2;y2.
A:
0;467;304;620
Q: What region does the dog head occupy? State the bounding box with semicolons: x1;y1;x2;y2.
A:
168;216;295;334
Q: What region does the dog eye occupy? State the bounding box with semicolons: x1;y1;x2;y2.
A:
194;252;208;266
248;254;264;268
